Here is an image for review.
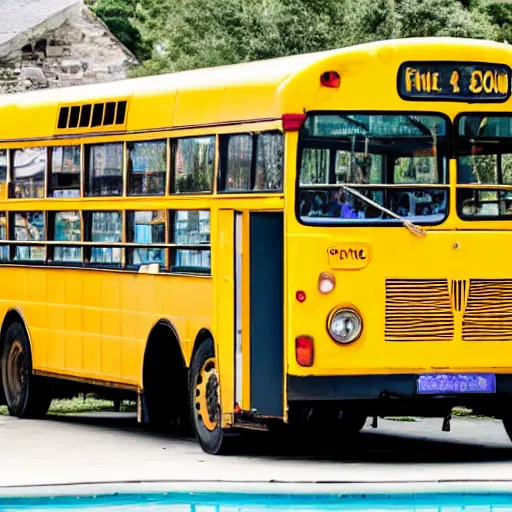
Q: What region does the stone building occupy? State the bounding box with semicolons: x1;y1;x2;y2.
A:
0;0;138;94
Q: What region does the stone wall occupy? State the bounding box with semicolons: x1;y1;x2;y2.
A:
0;6;137;94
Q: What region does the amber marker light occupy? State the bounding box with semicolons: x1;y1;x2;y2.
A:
318;271;336;294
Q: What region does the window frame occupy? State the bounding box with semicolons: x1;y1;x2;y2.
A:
84;142;124;197
48;145;82;199
125;209;167;270
295;110;453;228
171;136;216;195
169;209;211;275
83;210;123;268
10;147;47;199
218;131;284;193
455;111;512;222
48;210;83;265
127;139;168;196
10;210;47;263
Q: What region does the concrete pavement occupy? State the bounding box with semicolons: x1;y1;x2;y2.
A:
1;413;512;488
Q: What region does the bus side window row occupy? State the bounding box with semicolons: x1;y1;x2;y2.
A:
0;132;284;199
0;209;211;274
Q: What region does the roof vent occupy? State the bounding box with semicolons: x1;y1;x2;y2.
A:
56;100;128;131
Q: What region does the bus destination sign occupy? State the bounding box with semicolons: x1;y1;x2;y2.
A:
398;62;511;102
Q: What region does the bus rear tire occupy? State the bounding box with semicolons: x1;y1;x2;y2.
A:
189;338;237;455
1;322;52;418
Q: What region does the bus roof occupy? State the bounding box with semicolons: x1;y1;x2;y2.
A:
0;37;511;142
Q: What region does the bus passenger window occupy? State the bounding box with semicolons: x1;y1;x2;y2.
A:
0;212;8;261
11;148;46;199
174;137;214;193
85;143;123;197
128;141;167;196
86;211;122;266
52;211;81;263
126;210;165;268
255;133;283;191
49;146;81;198
171;210;210;273
12;212;45;261
225;135;252;191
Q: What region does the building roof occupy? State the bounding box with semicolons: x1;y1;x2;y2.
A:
0;0;78;50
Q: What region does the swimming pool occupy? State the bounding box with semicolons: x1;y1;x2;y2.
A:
2;489;512;512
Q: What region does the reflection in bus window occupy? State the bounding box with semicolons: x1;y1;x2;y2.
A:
86;143;123;196
53;211;81;263
50;146;81;198
394;156;439;184
13;211;45;261
127;210;165;267
88;211;122;265
226;135;252;191
0;151;7;184
174;137;214;193
12;148;46;198
128;141;166;195
171;210;210;273
255;133;283;190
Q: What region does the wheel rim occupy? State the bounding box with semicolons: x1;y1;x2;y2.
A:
6;340;26;405
194;357;220;432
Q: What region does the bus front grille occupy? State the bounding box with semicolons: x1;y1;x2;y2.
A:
463;279;512;341
385;279;454;342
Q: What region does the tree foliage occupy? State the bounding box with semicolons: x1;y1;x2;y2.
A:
88;0;512;76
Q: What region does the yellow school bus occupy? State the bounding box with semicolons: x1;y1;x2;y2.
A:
2;36;512;454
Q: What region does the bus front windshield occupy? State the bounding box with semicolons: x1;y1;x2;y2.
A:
457;114;512;220
297;113;449;225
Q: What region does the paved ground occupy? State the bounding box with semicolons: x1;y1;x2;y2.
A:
2;413;512;489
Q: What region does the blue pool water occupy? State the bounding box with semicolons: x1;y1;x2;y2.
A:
1;492;512;512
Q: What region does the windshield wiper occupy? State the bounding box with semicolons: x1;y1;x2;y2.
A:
339;185;426;238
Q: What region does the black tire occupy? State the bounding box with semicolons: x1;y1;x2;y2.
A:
1;322;52;418
189;339;237;455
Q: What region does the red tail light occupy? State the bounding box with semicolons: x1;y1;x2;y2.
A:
296;336;314;367
320;71;341;88
282;113;306;131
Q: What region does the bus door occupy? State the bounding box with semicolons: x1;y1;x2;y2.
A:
234;211;284;418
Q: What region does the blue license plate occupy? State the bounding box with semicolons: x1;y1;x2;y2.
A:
417;373;496;394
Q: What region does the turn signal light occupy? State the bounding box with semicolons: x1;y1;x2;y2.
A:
296;335;314;367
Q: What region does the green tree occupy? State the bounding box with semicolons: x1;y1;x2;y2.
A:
87;0;512;77
88;0;151;61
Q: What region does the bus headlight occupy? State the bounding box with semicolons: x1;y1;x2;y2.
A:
328;309;362;344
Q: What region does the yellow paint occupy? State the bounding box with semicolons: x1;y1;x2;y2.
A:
1;37;512;429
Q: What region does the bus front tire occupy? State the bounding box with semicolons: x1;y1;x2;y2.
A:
1;322;52;418
189;339;236;455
